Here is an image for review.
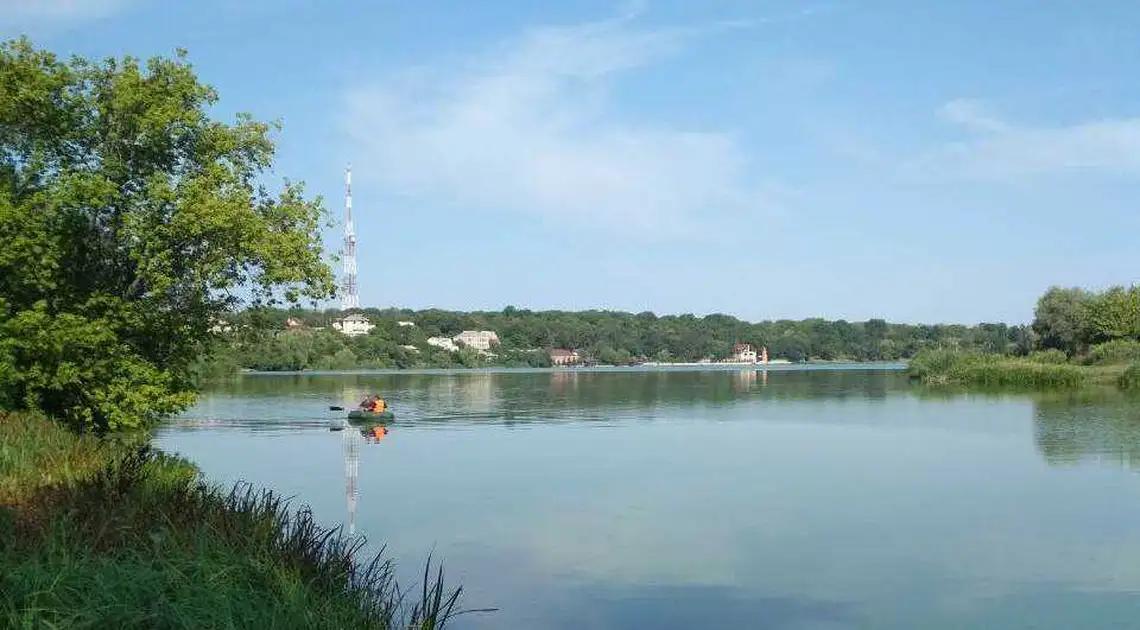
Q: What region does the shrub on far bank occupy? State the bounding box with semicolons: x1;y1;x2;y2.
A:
1120;362;1140;391
0;413;467;629
1085;340;1140;366
1027;349;1068;364
907;348;1087;390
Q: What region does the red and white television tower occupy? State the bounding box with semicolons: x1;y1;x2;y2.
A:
341;165;359;310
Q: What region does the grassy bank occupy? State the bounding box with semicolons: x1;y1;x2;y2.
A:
0;412;465;629
907;348;1139;391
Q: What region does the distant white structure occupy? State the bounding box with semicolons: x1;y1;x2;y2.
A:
397;321;416;327
209;318;233;334
453;330;499;351
332;313;374;337
400;345;420;352
730;343;757;363
427;336;460;352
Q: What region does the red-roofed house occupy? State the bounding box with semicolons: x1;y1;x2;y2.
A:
731;343;757;363
549;348;580;366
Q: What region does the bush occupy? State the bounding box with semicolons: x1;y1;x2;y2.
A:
1120;362;1140;391
907;348;1086;389
1027;349;1068;364
1085;340;1140;366
905;348;970;384
0;411;121;505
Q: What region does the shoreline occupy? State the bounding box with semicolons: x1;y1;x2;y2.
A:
0;412;463;628
907;349;1139;392
233;361;911;377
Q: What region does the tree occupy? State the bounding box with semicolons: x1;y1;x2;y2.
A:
0;39;334;432
1085;286;1140;344
1032;287;1092;355
865;318;888;340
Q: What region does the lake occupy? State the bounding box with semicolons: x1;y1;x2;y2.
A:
154;366;1140;629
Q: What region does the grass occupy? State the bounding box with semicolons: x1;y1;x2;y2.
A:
1084;340;1140;366
906;348;1121;390
0;411;475;629
1120;362;1140;391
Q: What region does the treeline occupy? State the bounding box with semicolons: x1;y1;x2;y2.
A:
907;284;1140;391
1032;285;1140;358
201;306;1040;373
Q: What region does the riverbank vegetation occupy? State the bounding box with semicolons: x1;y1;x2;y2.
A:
0;38;463;627
908;285;1140;391
0;412;461;628
203;306;1037;372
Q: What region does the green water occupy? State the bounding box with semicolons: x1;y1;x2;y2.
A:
155;366;1140;629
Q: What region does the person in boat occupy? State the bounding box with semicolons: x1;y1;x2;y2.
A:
359;395;386;413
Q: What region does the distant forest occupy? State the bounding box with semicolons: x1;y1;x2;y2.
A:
198;305;1038;374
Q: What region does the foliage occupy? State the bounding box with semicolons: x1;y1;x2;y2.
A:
0;410;118;505
904;348;970;385
1120;362;1140;391
1026;349;1067;364
0;412;469;629
1032;287;1094;355
1084;340;1140;366
911;281;1140;393
1086;286;1140;344
1033;285;1140;357
907;349;1088;390
0;38;334;431
206;307;1035;373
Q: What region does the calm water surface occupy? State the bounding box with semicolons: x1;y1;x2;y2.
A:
155;367;1140;629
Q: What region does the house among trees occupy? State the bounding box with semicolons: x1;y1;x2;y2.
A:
549;348;581;366
730;343;757;363
453;330;499;351
210;318;233;334
284;317;306;330
427;336;459;352
331;313;374;337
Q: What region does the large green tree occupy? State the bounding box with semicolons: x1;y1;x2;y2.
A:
1032;287;1093;355
0;39;334;431
1085;286;1140;344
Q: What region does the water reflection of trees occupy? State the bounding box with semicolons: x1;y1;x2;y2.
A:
205;369;903;412
1034;394;1140;469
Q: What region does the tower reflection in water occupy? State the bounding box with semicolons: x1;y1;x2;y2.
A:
341;421;388;537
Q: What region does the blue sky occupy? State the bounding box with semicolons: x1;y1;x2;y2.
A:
5;0;1139;324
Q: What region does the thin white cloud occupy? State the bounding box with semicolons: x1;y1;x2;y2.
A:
938;98;1010;133
930;99;1140;178
343;11;775;238
0;0;129;27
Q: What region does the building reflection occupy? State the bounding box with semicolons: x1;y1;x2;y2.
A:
459;373;495;410
341;385;369;410
730;369;769;393
421;374;499;412
550;370;580;395
732;370;756;392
